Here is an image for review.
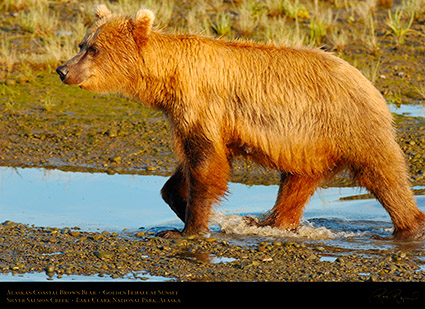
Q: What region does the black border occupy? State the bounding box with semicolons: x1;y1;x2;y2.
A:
1;281;424;306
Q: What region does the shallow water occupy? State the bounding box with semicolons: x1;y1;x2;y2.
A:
1;166;424;252
0;167;172;232
389;103;425;118
0;271;168;282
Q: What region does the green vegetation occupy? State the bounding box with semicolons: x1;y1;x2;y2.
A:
386;6;414;45
0;0;424;95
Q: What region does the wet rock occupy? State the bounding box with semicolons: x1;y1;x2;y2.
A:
94;251;114;260
272;241;282;247
105;129;118;138
1;221;18;229
1;220;425;282
283;241;299;248
220;240;230;246
111;156;122;163
335;257;344;264
46;264;55;273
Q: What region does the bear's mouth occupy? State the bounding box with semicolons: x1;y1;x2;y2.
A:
76;74;95;89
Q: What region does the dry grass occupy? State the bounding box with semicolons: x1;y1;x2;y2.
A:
0;33;18;75
403;0;425;18
416;86;425;100
234;0;260;37
363;10;380;55
0;0;424;83
359;58;381;85
329;27;348;53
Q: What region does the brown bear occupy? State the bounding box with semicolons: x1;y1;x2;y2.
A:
56;5;425;240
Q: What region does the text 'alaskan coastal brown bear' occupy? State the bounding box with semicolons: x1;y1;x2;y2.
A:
56;5;425;240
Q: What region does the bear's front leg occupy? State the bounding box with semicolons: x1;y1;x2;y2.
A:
158;137;230;238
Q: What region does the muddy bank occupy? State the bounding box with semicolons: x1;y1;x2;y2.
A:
1;221;425;282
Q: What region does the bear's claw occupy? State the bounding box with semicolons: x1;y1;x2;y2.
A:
243;215;261;227
156;229;183;239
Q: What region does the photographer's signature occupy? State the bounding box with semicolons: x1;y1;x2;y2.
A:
370;288;419;304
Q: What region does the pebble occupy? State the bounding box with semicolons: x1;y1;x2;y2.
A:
173;238;187;246
284;241;299;248
5;79;16;86
1;221;425;282
46;264;55;273
111;156;122;163
221;240;230;246
106;129;118;138
94;251;114;260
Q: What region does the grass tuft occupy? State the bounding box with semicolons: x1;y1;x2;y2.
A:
386;7;414;45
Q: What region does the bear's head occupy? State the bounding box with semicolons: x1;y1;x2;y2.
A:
56;5;154;93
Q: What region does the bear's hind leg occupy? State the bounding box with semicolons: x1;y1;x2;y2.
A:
160;164;188;222
246;173;322;230
351;149;425;240
156;164;188;238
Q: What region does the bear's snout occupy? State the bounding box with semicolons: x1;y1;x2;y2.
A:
56;65;69;82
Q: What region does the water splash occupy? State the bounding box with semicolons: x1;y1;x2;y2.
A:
210;211;360;240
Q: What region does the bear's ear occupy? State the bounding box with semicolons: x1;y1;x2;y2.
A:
132;9;155;46
95;5;111;20
134;9;155;30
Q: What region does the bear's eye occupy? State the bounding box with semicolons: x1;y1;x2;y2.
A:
87;45;99;56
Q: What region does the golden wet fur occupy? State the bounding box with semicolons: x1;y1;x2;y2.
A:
56;5;425;240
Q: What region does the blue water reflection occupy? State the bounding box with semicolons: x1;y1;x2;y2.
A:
1;167;424;243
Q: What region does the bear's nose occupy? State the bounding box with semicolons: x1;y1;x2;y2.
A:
56;65;69;81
